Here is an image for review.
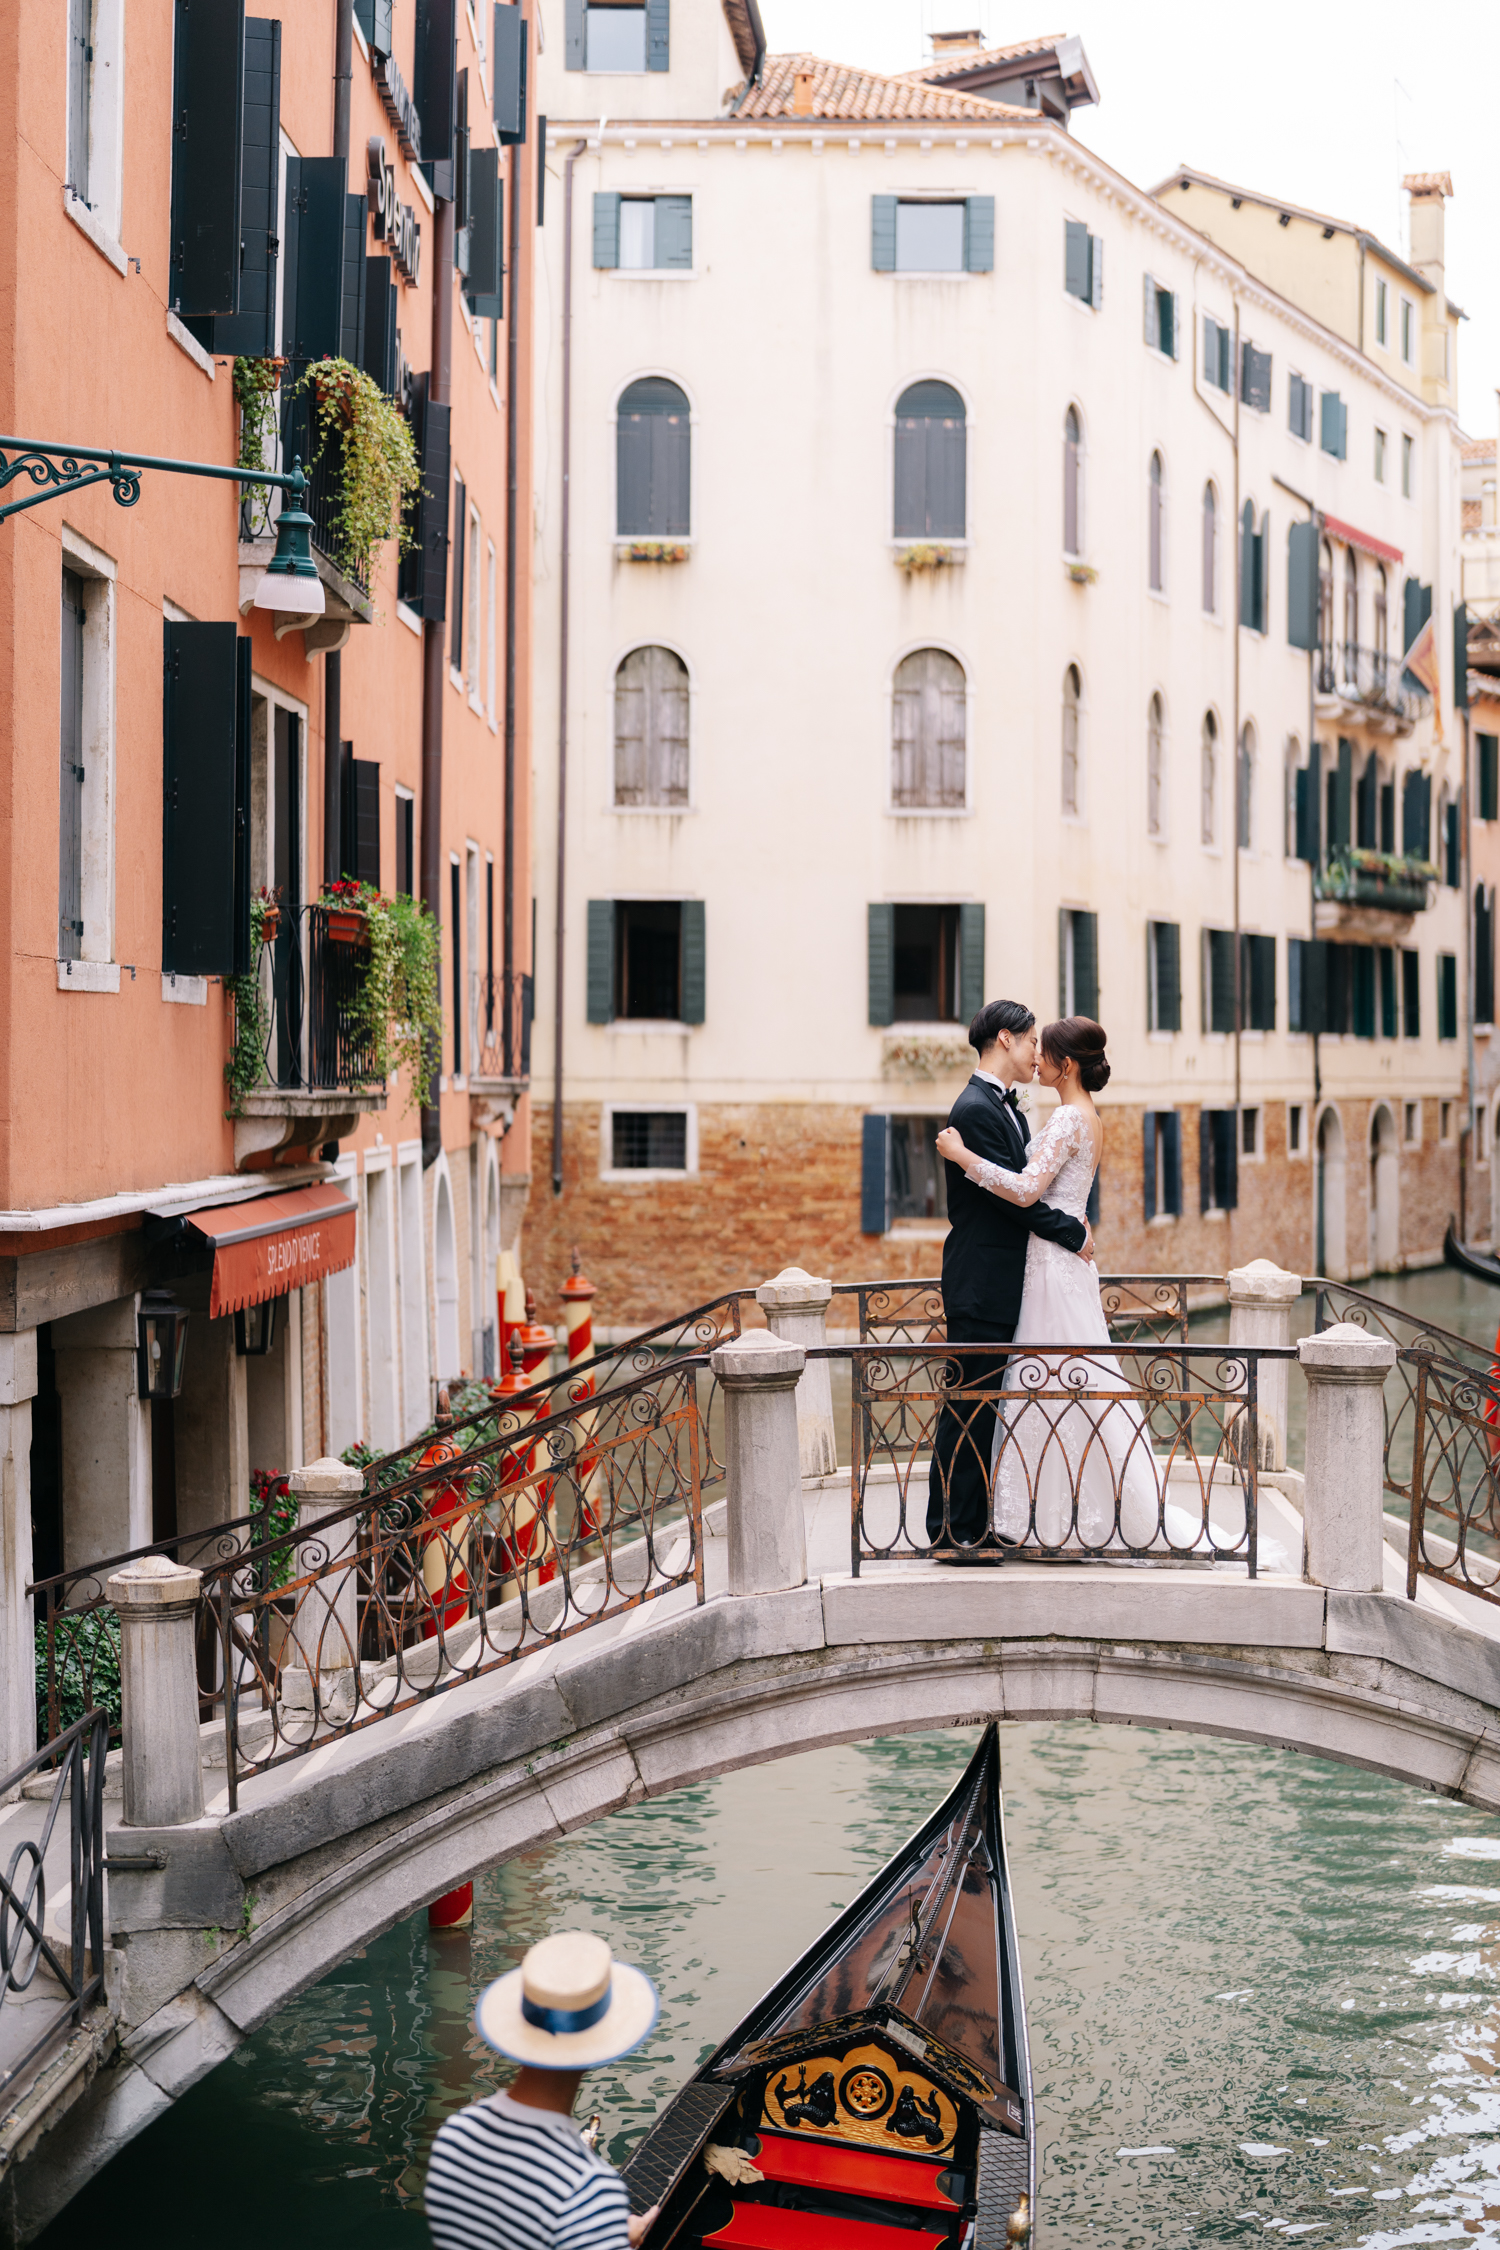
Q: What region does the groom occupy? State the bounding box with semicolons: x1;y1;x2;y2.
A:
927;999;1093;1559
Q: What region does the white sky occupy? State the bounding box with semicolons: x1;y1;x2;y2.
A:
758;0;1500;437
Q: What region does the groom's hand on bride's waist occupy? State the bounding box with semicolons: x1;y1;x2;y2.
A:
1077;1220;1095;1265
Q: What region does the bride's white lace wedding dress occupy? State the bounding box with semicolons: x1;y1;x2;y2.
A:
967;1105;1165;1552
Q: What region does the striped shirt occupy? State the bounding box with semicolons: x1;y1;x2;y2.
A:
426;2092;632;2250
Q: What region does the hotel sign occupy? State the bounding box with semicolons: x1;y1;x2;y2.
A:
367;137;422;287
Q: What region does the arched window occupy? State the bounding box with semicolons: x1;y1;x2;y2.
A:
1062;665;1082;816
1063;407;1083;556
1148;451;1164;592
614;646;689;807
891;649;966;809
1201;710;1218;846
616;377;690;537
1147;693;1165;837
894;381;966;539
1342;546;1359;674
1237;720;1256;850
1201;482;1217;612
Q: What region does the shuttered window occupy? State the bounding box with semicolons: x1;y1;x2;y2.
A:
1203;316;1231;393
1148;453;1164;592
617;377;690;537
868;903;894;1027
189;16;281;356
1142;1112;1182;1221
492;4;529;141
891;649;966;809
1294;742;1322;865
894;202;963;273
1063;409;1083;556
59;571;86;963
1438;953;1458;1041
1199;1110;1238;1212
860;1114;891;1234
1142;275;1179;358
891;906;963;1022
1147;695;1166;837
1479;734;1499;822
354;0;394;52
340;189;367;364
1200;711;1218;844
1147;921;1181;1033
1287;518;1318;649
1061;665;1082;816
1379;946;1398;1039
67;0;92;204
467;147;504;316
344;758;381;887
894;382;966;540
586;898;614;1022
890;1118;949;1223
1202;928;1235;1034
577;2;648;71
1201;484;1217;612
1239;503;1267;631
282;155;348;363
1058;909;1098;1019
1401;948;1421;1038
414;0;458;191
364;255;399;394
1064;219;1102;305
593;900;700;1023
170;0;246;317
958;903;984;1027
1326;737;1353;857
1320;391;1348;460
162;624;251;977
1478;888;1496;1025
1288;371;1313;441
398;373;452;618
1350;947;1376;1039
962;197;994;273
1240;342;1272;413
449;479;467;670
1241;933;1275;1031
614;645;689;806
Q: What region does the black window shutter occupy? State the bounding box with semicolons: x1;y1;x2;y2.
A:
564;0;585;69
1216;1110;1239;1209
196;15;281;355
1073;911;1099;1019
1447;800;1461;888
170;0;246;317
646;0;670;71
1478;888;1495;1025
413;387;452;619
415;0;458;196
364;256;398;392
351;758;381;887
1199;1108;1213;1213
355;0;395;53
1162;1112;1182;1215
861;1115;891;1235
681;899;705;1024
868;903;895;1026
1142;1112;1158;1223
449;478;467;668
162;622;242;976
1402;948;1420;1037
586;900;614;1023
284;155;348;362
1288;938;1304;1032
468;147;503;315
594;193;622;269
1058;907;1070;1018
1352;947;1376;1038
233;636;253;973
1455;602;1470;711
492;5;529;143
958;903;985;1025
1306;938;1328;1036
963;196;994;273
872;196;897;273
1157;921;1182;1032
1332;737;1352;853
1379;945;1397;1038
59;572;85;962
1480;734;1499;823
341;191;368;363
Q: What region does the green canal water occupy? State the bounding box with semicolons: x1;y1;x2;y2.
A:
44;1271;1500;2249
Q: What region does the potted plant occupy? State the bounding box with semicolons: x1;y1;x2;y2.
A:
257;884;282;948
298;355;421;587
322;877;369;947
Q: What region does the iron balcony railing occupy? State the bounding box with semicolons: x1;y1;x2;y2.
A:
474;969;533;1083
1314;847;1437;917
253;901;382;1095
0;1711;107;2104
238;358;369;597
1316;643;1430;725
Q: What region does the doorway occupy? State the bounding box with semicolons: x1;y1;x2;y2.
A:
1316;1106;1346;1278
1368;1104;1400;1273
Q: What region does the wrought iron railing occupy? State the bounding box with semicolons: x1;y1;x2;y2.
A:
0;1711;107;2102
245;901;382;1094
1314;848;1436;917
1316;643;1430;724
474;969;533;1082
239;359;369;595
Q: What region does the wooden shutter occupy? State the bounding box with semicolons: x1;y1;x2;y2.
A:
1242;345;1271;413
891;650;966;809
1162;1112;1182;1215
893;413;924;539
1142;1113;1158;1222
1331;737;1352;854
396;376;452;620
861;1115;890;1234
1169;291;1181;360
1215;1111;1238;1210
1481;735;1499;822
929;415;965;538
655;194;693;270
868;903;894;1026
1207;929;1235;1033
162;623;243;976
1156;921;1181;1032
646;0;670;71
615;646;688;807
564;0;585;69
467;149;504;315
1402;948;1420;1037
1198;1108;1214;1212
1440;953;1457;1040
1073;911;1099;1019
872;195;897;272
586;901;615;1023
341;191;368;362
1239;503;1255;628
283;155;348;362
170;0;246;316
681;899;705;1024
1321;390;1346;458
593;191;621;269
1287;519;1318;649
958;903;985;1025
414;0;458;191
1142;273;1156;345
653;403;691;536
963;196;994;273
1064;220;1088;300
449;479;467;669
492;4;529;143
67;0;90;203
1306;939;1328;1035
1455;602;1471;712
1352;947;1376;1038
59;571;86;962
613;653;647;804
233;636;252;973
1250;934;1275;1030
351;759;381;887
364;257;398;392
1478;889;1496;1025
196;16;281;355
1401;769;1430;857
1088;230;1103;309
355;0;394;50
1288;937;1304;1031
1379;946;1398;1038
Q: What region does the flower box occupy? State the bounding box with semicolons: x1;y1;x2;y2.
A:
325;907;368;946
617;540;689;564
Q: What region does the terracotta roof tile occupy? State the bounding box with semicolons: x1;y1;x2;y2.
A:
1402;170;1454;199
732;51;1034;123
1461;436;1497;462
889;34;1066;85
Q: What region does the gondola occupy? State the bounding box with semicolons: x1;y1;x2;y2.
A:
1444;1216;1500;1288
621;1724;1034;2250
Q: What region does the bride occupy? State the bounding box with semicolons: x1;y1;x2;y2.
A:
935;1017;1164;1554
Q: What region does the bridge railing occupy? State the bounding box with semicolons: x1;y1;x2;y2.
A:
199;1352;708;1806
1308;1278;1500;1608
844;1342;1294;1576
0;1710;107;2103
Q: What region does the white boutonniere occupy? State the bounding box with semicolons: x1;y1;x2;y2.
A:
1012;1085;1032;1116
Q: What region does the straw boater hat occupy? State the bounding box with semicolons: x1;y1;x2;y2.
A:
476;1932;658;2068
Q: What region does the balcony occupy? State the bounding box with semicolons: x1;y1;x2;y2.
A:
469;971;533;1131
232;904;386;1167
1314;847;1437;941
236;360;374;651
1315;644;1430;734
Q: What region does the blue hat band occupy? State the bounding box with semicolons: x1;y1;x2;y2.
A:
521;1983;612;2035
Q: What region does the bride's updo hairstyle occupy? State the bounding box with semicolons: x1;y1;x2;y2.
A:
1041;1016;1111;1092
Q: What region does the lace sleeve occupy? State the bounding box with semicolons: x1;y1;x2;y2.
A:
967;1108;1085;1207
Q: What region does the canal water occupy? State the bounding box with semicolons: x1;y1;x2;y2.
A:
45;1271;1500;2249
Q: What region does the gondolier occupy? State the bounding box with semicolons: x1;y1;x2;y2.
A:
426;1931;662;2250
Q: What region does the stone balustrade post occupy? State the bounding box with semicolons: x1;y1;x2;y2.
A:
1297;1324;1395;1591
286;1457;364;1695
107;1555;205;1827
709;1332;808;1597
1226;1259;1302;1470
755;1268;837;1479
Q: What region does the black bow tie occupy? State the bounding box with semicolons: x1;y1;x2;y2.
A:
996;1086;1019;1109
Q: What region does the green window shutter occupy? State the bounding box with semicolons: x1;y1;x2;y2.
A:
364;255;398;392
467;147;503;315
1379;946;1397;1038
680;899;705;1023
198;16;282;355
1064;218;1089;300
1402;948;1421;1037
564;0;584;69
1058;907;1070;1017
1142;1112;1158;1222
58;573;85;961
1455;602;1471;711
861;1115;890;1235
1239;503;1255;628
1162;1112;1182;1214
162;622;243;976
1351;947;1375;1038
1206;928;1235;1033
1199;1108;1213;1212
414;0;458;191
1287;518;1318;649
1143;272;1156;345
492;4;529;143
593;191;621;268
341;190;368;362
1253;934;1275;1030
1480;735;1499;822
233;635;253;974
586;900;615;1023
1321;391;1346;458
655;194;693;270
282;155;348;363
1169;290;1181;360
646;0;670;71
872;196;897;272
1216;1111;1239;1210
1306;940;1329;1036
868;903;894;1026
958;902;985;1024
1073;911;1099;1019
963;195;994;273
1288;937;1304;1032
1332;737;1352;854
1438;953;1457;1041
1152;921;1181;1033
1089;231;1103;310
169;0;246;317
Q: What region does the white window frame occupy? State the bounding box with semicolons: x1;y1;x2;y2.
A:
1146;691;1169;842
1400;296;1415;366
1403;1100;1422;1148
465;501;482;708
485;538;498;727
1374;426;1387;484
57;525;119;988
600;1101;699;1181
64;0;126;266
1287;1103;1307;1160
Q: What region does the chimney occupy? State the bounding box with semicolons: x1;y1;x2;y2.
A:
1403;171;1452;289
930;28;987;56
792;67;816;115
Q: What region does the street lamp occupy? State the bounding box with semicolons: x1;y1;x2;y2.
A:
234;1297;281;1356
250;487;325;617
137;1291;190;1402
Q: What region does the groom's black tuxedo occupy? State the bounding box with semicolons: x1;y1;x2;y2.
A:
927;1074;1088;1549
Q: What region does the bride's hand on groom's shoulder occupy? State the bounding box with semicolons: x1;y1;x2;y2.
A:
935;1126;965;1165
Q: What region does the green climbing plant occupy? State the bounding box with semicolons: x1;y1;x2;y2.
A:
299;357;420;586
234;355;286;538
323;880;443;1106
224;890;279;1110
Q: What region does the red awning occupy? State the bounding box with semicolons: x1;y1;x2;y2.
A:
1322;514;1403;567
187;1184;358;1317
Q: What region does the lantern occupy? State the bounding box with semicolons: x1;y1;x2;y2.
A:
137;1291;190;1401
234;1296;280;1357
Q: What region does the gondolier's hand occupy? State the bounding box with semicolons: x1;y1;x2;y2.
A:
1077;1220;1095;1265
627;2207;661;2245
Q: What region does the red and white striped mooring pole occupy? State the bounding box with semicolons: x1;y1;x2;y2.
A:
561;1247;596;1385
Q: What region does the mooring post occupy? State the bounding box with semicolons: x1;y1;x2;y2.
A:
710;1330;808;1596
755;1267;837;1479
285;1456;365;1713
1226;1259;1301;1469
1296;1323;1394;1591
107;1554;205;1826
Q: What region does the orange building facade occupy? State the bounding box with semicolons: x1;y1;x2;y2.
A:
0;0;535;1765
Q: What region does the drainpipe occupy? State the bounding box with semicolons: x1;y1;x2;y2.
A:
502;127;523;1045
1231;295;1242;1200
324;0;355;891
422;194;456;1169
552;139;588;1197
1463;697;1473;1243
1274;470;1322;1243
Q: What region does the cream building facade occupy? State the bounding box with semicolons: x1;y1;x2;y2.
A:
525;4;1471;1322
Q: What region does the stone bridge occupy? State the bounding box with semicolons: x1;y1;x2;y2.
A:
7;1282;1500;2238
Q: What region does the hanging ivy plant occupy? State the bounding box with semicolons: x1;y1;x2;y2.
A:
322;881;443;1107
224;890;279;1110
234;355;286;539
299;357;420;586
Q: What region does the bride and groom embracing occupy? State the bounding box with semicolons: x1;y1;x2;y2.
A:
924;998;1163;1564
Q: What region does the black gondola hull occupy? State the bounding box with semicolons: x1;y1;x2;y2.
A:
1444;1217;1500;1289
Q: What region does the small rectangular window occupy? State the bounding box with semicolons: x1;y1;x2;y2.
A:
891;904;962;1022
889;1117;949;1222
615;899;683;1020
1240;932;1275;1031
611;1110;688;1170
1202;927;1235;1034
1401;946;1420;1038
1288;372;1313;442
395;788;414;897
1241;1107;1261;1158
1374;427;1386;484
585;3;646;72
1203;315;1231;393
1400;297;1414;366
1142;1111;1182;1220
1404;1100;1420;1146
1064;218;1103;307
1058;907;1099;1018
1142;275;1177;358
1199;1109;1238;1213
1147;921;1181;1033
897;201;965;273
1375;276;1388;346
1287;1103;1304;1155
1240;342;1271;414
1441;1100;1453;1143
1438;952;1458;1041
1320;391;1347;460
1379;945;1398;1038
1402;432;1414;498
